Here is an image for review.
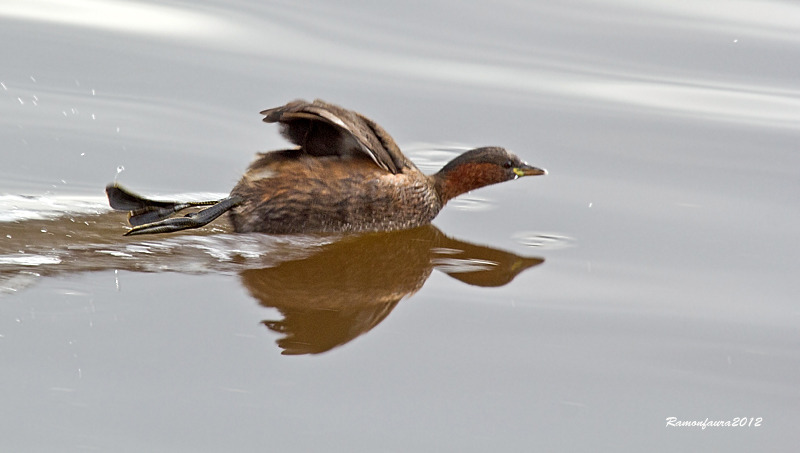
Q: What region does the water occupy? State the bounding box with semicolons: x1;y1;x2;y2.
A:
1;0;799;451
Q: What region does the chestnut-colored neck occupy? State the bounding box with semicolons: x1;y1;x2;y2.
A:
433;161;506;205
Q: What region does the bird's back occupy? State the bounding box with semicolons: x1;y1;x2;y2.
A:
228;151;441;234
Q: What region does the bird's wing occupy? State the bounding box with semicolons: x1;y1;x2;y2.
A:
260;99;407;174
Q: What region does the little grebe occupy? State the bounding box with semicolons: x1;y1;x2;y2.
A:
107;99;546;235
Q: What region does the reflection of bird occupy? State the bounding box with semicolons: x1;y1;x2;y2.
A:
239;225;544;355
107;99;546;235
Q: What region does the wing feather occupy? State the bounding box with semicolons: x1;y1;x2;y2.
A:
260;100;408;174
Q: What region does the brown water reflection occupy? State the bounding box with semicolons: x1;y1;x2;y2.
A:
241;225;542;354
1;211;542;355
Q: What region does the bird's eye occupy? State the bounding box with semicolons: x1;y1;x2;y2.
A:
502;160;513;169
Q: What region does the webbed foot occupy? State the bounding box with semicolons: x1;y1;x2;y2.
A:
123;196;243;236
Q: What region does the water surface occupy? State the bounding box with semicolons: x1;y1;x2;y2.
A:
1;0;799;451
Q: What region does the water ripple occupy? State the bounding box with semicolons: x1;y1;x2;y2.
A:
513;232;576;249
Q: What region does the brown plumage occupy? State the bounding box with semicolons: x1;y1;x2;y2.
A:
106;99;546;236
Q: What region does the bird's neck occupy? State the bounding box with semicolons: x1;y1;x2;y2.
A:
433;161;504;205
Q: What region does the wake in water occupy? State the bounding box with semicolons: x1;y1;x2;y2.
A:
0;193;336;294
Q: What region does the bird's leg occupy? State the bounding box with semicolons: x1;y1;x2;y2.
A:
123;196;243;236
106;184;222;226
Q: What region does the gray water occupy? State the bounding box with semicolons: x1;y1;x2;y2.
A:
1;0;799;451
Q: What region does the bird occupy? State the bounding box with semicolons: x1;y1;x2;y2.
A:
106;99;546;236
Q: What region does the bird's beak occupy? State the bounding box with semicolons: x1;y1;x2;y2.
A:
513;163;547;177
